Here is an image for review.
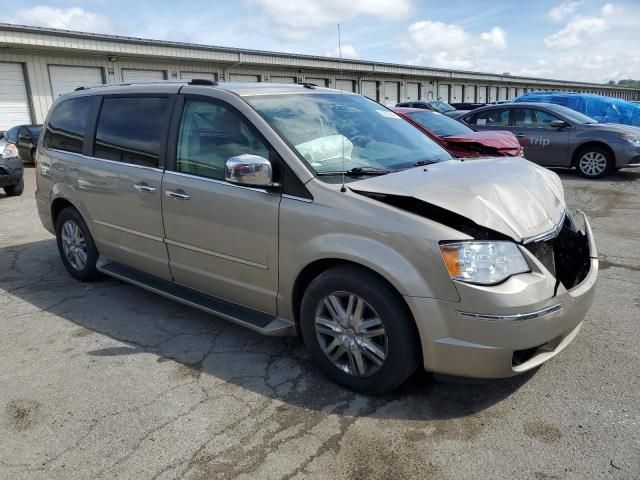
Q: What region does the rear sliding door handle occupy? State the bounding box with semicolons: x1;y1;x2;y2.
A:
166;190;191;200
133;183;156;193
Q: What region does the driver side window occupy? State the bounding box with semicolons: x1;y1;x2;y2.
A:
177;100;269;181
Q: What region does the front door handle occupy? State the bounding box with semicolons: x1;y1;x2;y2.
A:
166;190;191;200
134;183;156;194
515;133;525;138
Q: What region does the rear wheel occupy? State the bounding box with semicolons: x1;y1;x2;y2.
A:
55;207;100;281
300;265;420;394
576;147;613;178
3;176;24;196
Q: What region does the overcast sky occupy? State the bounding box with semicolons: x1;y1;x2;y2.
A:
6;0;640;83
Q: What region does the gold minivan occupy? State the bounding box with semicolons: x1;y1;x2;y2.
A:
35;81;598;393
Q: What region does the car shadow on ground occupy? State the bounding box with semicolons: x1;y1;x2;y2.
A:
0;238;535;421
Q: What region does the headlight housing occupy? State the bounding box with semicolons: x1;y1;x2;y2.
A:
1;144;18;159
621;133;640;145
439;241;530;285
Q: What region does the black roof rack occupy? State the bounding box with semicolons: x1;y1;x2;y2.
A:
74;86;86;91
188;79;218;86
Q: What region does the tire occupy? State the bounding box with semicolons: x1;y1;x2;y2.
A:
55;207;100;281
300;265;420;394
3;176;24;196
576;146;613;179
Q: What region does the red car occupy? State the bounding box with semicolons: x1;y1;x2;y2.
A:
393;107;523;158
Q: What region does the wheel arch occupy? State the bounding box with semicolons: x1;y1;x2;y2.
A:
290;258;423;362
571;141;616;168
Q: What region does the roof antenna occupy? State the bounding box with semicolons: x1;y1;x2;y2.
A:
338;23;347;193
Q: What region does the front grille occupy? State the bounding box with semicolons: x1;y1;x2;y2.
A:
526;240;556;276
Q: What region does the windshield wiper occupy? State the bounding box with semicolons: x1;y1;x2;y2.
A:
413;160;436;166
317;166;392;177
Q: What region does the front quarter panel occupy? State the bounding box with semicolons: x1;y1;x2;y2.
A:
277;181;466;322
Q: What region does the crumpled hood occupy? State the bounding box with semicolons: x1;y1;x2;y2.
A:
442;131;521;150
350;157;566;242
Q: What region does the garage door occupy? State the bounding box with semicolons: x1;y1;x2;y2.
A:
122;69;165;83
180;72;217;82
361;81;378;101
383;82;399;107
452;85;463;103
405;82;420;102
305;77;327;87
271;76;296;84
438;84;450;102
335;79;355;92
49;65;103;98
477;87;487;102
464;85;476;102
229;74;260;82
0;62;31;131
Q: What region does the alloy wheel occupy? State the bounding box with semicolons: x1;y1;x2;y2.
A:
61;220;87;271
314;291;388;377
579;151;607;177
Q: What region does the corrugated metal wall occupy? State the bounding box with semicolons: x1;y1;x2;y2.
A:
0;47;638;125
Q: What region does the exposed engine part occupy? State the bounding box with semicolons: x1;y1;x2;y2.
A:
352;191;510;241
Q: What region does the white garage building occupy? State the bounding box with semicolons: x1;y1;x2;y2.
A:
1;23;639;130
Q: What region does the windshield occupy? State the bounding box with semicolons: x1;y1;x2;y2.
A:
430;101;456;113
247;93;452;176
407;111;473;137
547;104;598;124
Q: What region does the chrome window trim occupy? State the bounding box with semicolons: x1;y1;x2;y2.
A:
165;239;268;270
94;220;164;242
522;210;566;244
456;303;562;321
282;193;312;203
163;169;273;195
45;148;164;173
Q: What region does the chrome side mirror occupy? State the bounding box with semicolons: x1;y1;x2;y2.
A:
225;154;274;187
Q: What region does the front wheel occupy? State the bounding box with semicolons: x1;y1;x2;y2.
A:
300;265;420;394
576;147;613;178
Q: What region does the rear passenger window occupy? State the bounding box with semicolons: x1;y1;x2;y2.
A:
467;109;509;126
43;97;94;153
94;97;170;168
176;100;269;181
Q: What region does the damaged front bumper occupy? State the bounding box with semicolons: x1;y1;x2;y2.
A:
405;212;598;379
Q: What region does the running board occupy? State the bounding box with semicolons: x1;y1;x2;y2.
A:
97;261;295;336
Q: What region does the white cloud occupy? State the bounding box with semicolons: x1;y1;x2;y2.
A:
326;44;360;59
548;1;580;22
251;0;411;39
544;16;608;48
9;6;113;33
402;21;508;70
535;3;640;82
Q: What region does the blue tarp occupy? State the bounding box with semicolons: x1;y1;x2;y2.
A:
513;92;640;127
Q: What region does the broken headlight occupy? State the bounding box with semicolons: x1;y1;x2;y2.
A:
439;241;530;285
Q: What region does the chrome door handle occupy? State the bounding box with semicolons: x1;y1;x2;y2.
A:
515;133;525;138
166;190;190;200
134;183;156;193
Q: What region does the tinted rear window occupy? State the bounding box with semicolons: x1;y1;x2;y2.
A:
44;97;95;153
94;97;170;168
